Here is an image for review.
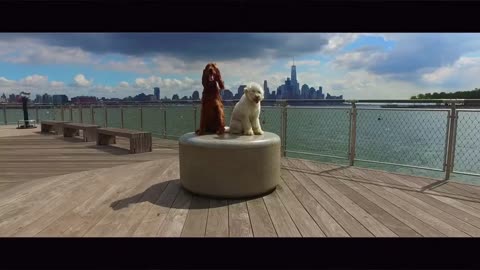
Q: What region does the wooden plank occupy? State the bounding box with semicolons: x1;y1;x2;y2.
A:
228;200;253;237
322;177;420;237
362;182;469;237
289;170;373;237
205;199;229;237
39;160;175;237
263;191;301;237
375;185;480;236
281;169;349;237
339;178;444;237
180;195;210;237
403;190;480;230
11;169;115;237
245;197;277;237
156;188;192;237
430;195;480;220
309;174;397;237
133;181;182;237
275;181;325;237
0;171;93;234
84;160;177;237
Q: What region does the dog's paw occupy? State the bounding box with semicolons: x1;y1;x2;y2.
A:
254;129;264;135
244;129;254;136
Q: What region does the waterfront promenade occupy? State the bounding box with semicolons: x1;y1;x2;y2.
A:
1;125;480;237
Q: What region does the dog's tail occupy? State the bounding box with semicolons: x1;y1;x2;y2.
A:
224;126;230;133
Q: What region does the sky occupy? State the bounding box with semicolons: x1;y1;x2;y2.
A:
1;33;480;100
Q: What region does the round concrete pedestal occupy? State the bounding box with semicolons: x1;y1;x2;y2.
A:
179;132;281;199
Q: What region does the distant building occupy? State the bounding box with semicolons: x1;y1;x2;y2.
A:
154;87;160;100
71;96;97;104
301;84;310;99
0;93;6;103
148;94;156;101
34;94;42;103
9;94;16;103
308;87;316;99
263;80;270;98
52;94;69;105
42;93;53;104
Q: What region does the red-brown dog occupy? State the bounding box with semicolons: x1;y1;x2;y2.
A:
196;63;226;135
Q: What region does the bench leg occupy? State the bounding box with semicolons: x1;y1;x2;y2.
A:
63;127;77;138
84;128;97;142
129;133;152;154
97;133;116;145
41;124;52;133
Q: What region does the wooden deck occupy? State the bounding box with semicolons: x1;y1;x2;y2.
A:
1;126;480;237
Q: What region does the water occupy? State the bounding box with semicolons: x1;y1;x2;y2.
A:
2;105;479;185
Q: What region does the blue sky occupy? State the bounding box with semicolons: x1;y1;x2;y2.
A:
1;33;480;99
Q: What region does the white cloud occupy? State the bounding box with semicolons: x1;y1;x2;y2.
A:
99;57;151;74
118;81;129;87
18;74;49;86
50;81;65;87
323;33;360;53
133;75;199;98
72;74;92;87
421;57;480;90
331;47;387;70
0;39;93;65
0;76;15;86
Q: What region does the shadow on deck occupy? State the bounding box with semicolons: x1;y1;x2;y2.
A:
1;129;480;237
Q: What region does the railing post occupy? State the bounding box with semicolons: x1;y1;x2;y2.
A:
348;102;358;166
70;106;73;121
444;103;458;180
280;100;288;157
90;104;95;124
104;105;108;127
3;104;7;125
61;105;65;121
120;106;124;128
35;105;39;124
163;107;167;139
140;106;143;130
193;105;197;131
79;105;83;123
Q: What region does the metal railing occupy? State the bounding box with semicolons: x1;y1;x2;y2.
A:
2;99;480;181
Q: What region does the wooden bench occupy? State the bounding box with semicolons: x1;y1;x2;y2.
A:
96;128;152;154
40;120;70;135
63;123;100;142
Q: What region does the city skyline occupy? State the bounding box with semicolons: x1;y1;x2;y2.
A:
1;33;480;100
0;62;342;104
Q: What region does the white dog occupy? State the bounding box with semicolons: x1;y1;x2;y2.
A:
227;82;264;135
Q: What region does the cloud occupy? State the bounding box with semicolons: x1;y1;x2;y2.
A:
50;81;65;87
331;46;387;70
133;75;199;98
0;33;352;62
421;56;480;89
0;39;93;65
18;74;49;86
118;81;129;87
72;74;92;87
0;76;16;86
99;57;151;74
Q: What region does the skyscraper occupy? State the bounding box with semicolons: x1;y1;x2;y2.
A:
154;87;160;100
263;80;270;98
291;58;300;97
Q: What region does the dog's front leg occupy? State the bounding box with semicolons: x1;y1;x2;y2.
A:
242;116;254;135
252;116;264;135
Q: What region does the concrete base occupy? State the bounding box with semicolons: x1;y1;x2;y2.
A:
179;132;281;199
